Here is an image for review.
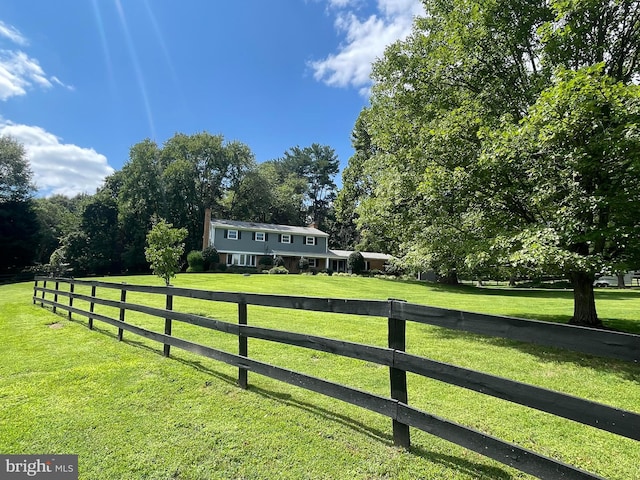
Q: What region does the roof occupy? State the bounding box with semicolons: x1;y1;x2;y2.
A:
329;250;392;261
210;218;329;237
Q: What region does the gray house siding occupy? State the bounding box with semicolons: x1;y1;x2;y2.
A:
202;216;389;274
272;235;327;255
213;228;273;254
212;227;327;256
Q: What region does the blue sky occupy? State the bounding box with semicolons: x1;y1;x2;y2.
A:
0;0;423;196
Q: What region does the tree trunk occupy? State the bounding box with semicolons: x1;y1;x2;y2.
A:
617;273;626;289
568;271;602;327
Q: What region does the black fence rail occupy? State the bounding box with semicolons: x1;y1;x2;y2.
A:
33;277;640;480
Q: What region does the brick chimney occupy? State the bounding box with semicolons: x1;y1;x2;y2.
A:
202;208;212;250
308;221;317;229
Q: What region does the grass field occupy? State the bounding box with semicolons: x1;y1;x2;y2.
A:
1;274;639;479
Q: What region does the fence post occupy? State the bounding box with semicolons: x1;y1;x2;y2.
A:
41;279;46;307
33;279;37;304
68;282;74;319
89;285;96;330
238;300;248;389
164;293;173;357
118;285;126;341
388;298;410;449
53;280;59;313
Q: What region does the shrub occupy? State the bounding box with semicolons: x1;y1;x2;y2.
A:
202;246;219;270
259;256;274;267
186;250;204;273
226;265;257;275
257;256;274;272
268;266;289;274
347;251;365;274
299;257;310;272
274;256;285;267
384;260;404;276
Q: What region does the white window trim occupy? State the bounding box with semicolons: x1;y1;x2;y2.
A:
309;258;317;268
281;234;291;244
305;236;315;246
255;232;265;242
226;253;256;267
227;229;238;240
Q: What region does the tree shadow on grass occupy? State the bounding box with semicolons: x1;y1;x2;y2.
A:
63;311;513;478
246;384;513;480
426;324;640;384
388;279;640;300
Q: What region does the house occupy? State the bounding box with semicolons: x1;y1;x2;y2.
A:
202;212;391;273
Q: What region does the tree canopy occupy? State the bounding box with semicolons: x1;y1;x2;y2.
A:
345;0;640;325
0;136;39;273
13;132;341;278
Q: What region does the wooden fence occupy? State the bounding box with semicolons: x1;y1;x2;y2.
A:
33;276;640;480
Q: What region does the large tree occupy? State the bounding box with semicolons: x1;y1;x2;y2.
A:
333;111;375;250
33;195;83;265
0;136;39;273
118;139;164;271
280;144;339;229
357;0;640;324
476;66;640;325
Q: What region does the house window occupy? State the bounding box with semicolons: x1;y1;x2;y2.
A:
309;258;317;268
364;260;371;271
227;229;238;240
255;232;265;242
281;234;291;244
226;254;256;267
305;236;316;246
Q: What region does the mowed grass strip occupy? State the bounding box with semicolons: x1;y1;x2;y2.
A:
1;275;639;479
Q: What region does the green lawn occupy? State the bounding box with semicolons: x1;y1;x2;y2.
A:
1;274;639;479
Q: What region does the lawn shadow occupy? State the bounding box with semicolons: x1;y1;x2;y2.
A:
62;308;514;479
389;279;640;300
426;324;640;384
246;384;513;480
409;445;514;480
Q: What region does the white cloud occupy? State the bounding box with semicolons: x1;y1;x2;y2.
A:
311;0;424;95
0;50;52;99
0;120;114;197
0;20;27;46
0;21;72;100
327;0;359;7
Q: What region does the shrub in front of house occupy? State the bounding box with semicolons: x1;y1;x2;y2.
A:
299;257;310;272
259;256;274;267
258;256;274;272
202;246;219;271
347;251;365;274
268;266;289;274
227;266;257;274
274;256;285;267
186;250;205;273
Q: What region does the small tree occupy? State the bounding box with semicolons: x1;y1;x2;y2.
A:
348;251;365;274
274;256;285;267
47;247;71;277
145;217;187;286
